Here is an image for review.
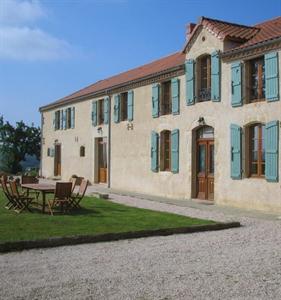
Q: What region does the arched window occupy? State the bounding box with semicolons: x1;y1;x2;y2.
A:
160;130;171;171
197;54;211;102
247;123;265;177
80;146;85;157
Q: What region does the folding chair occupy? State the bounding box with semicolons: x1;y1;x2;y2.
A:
47;182;72;216
21;175;40;199
0;178;19;210
70;177;78;194
9;181;34;213
69;179;89;209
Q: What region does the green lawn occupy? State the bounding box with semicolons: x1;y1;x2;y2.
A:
0;190;215;243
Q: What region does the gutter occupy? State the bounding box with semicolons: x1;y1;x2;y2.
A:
39;64;185;112
221;36;281;59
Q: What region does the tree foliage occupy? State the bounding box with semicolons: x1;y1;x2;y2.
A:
0;116;41;174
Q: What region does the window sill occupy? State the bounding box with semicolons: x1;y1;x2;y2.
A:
247;98;265;104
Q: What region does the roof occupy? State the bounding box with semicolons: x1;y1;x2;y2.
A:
183;16;281;53
40;52;185;111
41;16;281;111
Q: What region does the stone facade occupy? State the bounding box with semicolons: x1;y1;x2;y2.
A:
40;19;281;213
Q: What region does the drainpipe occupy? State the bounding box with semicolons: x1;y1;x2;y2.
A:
107;94;111;189
39;111;43;177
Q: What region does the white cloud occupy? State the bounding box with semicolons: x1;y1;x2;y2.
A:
0;26;72;60
0;1;73;61
0;0;45;25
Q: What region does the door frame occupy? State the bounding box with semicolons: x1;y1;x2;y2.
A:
54;143;61;177
95;137;108;183
191;125;215;201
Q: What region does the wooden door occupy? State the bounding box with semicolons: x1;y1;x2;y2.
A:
196;139;214;200
98;138;107;183
54;144;61;176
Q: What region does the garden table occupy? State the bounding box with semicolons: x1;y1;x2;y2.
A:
21;183;55;213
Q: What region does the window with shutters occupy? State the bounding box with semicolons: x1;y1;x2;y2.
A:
160;130;171;171
197;54;211;102
120;92;128;121
66;108;72;129
80;146;85;157
55;110;61;130
245;56;265;103
160;81;172;115
247;123;265;178
97;99;104;125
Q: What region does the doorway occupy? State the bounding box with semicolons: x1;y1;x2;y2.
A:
195;126;214;200
54;144;61;177
97;138;107;183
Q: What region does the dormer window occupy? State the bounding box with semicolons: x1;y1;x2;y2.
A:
197;54;211;102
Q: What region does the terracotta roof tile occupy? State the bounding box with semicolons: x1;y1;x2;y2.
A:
41;52;185;110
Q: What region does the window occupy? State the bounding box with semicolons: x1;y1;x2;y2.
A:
246;56;265;103
248;123;265;177
47;148;51;156
120;92;128;121
160;130;171;171
80;146;85;157
55;110;61;130
66;108;72;129
98;99;104;125
160;81;172;115
197;54;211;101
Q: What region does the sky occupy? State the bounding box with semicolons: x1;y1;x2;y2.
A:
0;0;280;126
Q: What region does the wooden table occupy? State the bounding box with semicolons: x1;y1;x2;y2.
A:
22;183;55;213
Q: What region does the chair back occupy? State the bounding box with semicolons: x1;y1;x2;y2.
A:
70;177;77;193
78;179;89;198
55;182;72;199
22;175;38;184
0;177;14;202
9;181;20;198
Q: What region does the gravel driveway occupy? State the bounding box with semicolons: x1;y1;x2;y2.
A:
1;194;281;300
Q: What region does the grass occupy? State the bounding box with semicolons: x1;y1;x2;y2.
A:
0;190;215;243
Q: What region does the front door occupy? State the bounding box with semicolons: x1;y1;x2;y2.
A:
196;126;214;200
54;144;61;177
98;138;107;183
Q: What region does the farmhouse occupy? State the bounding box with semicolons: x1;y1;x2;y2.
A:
40;16;281;213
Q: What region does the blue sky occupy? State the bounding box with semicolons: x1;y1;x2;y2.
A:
0;0;280;126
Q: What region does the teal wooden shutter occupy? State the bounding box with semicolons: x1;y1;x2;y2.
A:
53;112;56;130
92;101;97;126
171;78;180;114
265;52;279;102
230;124;242;179
71;107;75;128
60;110;63;130
151;131;159;172
265;120;279;182
231;62;242;107
211;50;220;102
114;95;120;123
128;90;134;121
63;109;67;129
185;59;195;105
152;84;159;118
171;129;179;173
104;97;109;124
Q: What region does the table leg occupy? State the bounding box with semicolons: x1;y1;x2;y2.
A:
42;191;46;213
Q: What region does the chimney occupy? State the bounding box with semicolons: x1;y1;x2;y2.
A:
186;22;196;40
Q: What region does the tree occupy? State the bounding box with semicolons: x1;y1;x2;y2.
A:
0;116;41;174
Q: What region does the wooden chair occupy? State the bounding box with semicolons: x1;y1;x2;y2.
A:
9;180;34;213
21;175;40;199
47;182;72;216
69;179;89;209
70;177;78;194
0;177;19;210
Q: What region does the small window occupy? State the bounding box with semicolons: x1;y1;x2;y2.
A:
246;56;265;103
248;123;265;177
160;81;172;115
55;110;61;130
120;93;128;121
97;99;104;125
47;148;51;156
197;54;211;102
80;146;85;157
67;108;72;129
160;130;171;171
